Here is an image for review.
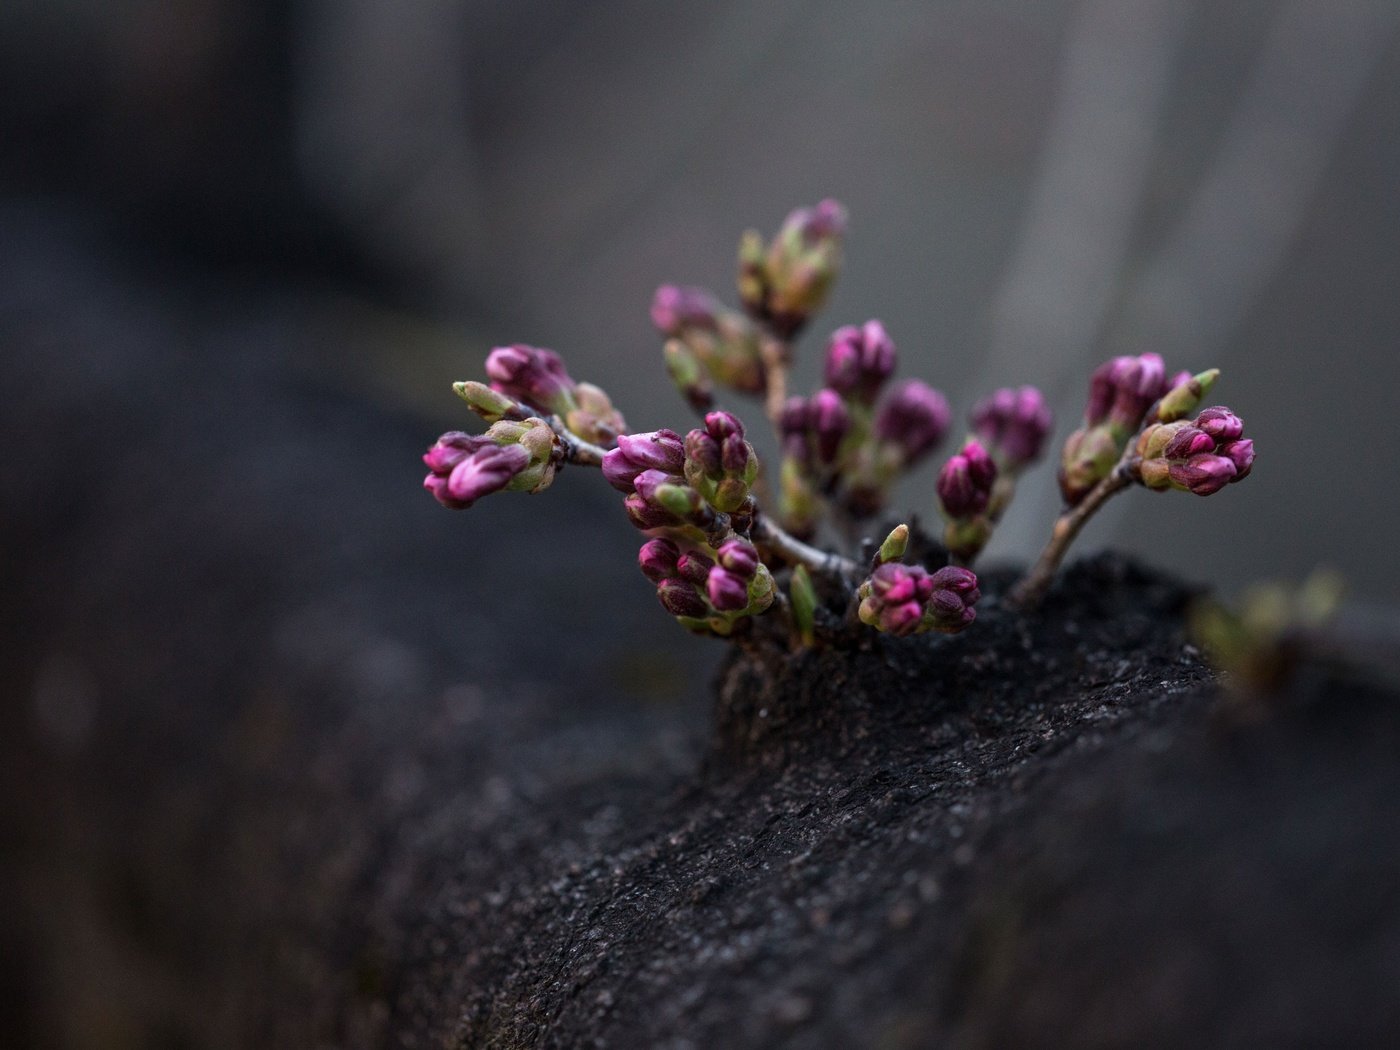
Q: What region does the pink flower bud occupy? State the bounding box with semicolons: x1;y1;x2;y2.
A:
1162;425;1217;460
603;429;686;492
937;439;998;519
925;565;980;632
1169;453;1237;495
425;443;531;509
970;385;1053;469
676;550;714;586
1083;353;1168;430
823;319;896;402
874;379;950;465
1195;406;1244;443
484;344;575;413
638;538;680;583
707;567;750;612
1219;438;1254;480
810;388;850;464
717;539;759;579
650;285;721;336
422;431;490;475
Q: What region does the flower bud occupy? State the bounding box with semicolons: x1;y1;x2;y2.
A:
453;380;520;423
716;538;760;579
1156;369;1219;423
1220;438;1254;480
676;550;715;585
1169;453;1237;496
937;439;998;519
602;429;687;492
858;563;935;637
970;385;1053;470
663;340;714;412
1058;425;1122;505
924;565;980;633
423;437;530;510
652;285;765;395
706;567;750;612
874;380;950;465
565;382;627;444
485;344;576;415
1083;353;1168;431
738;199;847;336
810;388;850;465
1196;405;1244;443
823;320;896;403
638;538;680;583
657;578;707;618
683;411;759;513
876;524;910;567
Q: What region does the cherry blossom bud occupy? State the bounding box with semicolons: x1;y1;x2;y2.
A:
924;566;980;633
810;389;850;465
1156;369;1219;423
485;344;575;415
738;198;847;335
1196;406;1244;443
651;285;765;394
602;429;686;492
638;538;680;583
823;320;896;403
937;439;998;519
1220;438;1254;480
970;386;1053;470
874;379;950;465
683;411;759;513
716;538;759;579
1169;454;1237;495
1136;407;1255;495
858;563;935;637
657;578;707;618
676;550;715;585
423;439;529;510
707;568;750;612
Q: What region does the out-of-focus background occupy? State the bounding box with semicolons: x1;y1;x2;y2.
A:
3;1;1399;1045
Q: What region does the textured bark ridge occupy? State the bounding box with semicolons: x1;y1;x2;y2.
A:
406;558;1400;1049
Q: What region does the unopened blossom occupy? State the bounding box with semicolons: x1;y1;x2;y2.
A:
1061;352;1171;505
737;198;847;336
1136;406;1255;496
602;429;686;493
971;386;1053;470
484;344;626;444
856;562;980;637
651;285;766;394
873;380;950;465
823;320;896;403
937;439;998;519
422;417;557;509
683;410;759;513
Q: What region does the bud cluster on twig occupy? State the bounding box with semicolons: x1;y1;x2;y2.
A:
422;199;1258;652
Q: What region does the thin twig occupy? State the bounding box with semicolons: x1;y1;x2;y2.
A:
752;513;859;583
1011;451;1136;607
760;333;790;431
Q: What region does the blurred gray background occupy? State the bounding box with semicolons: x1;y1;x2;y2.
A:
4;0;1399;598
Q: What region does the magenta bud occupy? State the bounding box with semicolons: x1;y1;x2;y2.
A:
1162;425;1217;460
858;563;935;637
430;443;531;509
1196;406;1244;443
624;491;678;530
484;344;575;412
423;431;489;475
925;565;980;632
937;439;999;519
811;388;851;464
704;410;744;441
970;385;1053;469
823;319;897;402
1084;353;1168;430
657;578;708;618
676;550;715;585
1220;438;1255;481
639;539;681;582
650;285;720;336
638;538;681;583
874;379;950;464
717;538;760;579
1169;453;1237;495
605;429;686;492
706;567;749;612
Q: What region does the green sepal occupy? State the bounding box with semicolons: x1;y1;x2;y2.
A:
789;564;817;647
876;524;909;566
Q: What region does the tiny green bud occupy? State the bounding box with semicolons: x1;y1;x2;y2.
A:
876;524;910;566
454;380;519;422
663;339;714;412
1157;369;1220;423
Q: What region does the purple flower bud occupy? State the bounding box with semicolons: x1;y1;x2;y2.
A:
657;578;708;618
422;431;490;475
811;388;850;464
748;199;848;336
970;385;1053;469
1083;353;1168;430
937;439;999;519
676;550;715;585
650;285;721;336
823;320;897;402
1162;425;1217;460
874;380;950;464
704;410;744;441
638;538;680;583
1196;406;1244;443
707;567;750;612
1219;438;1254;481
426;443;531;509
858;563;935;637
485;344;576;413
925;565;980;633
603;429;686;492
624;491;679;531
1169;453;1237;496
716;538;760;580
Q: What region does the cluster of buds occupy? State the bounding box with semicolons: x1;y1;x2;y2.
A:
1059;353;1169;505
423;417;559;510
478;344;626;445
651;285;766;409
936;438;999;563
1136;406;1255;495
639;536;775;636
425;199;1259;646
777;323;952;531
856;527;980;636
737;199;847;337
